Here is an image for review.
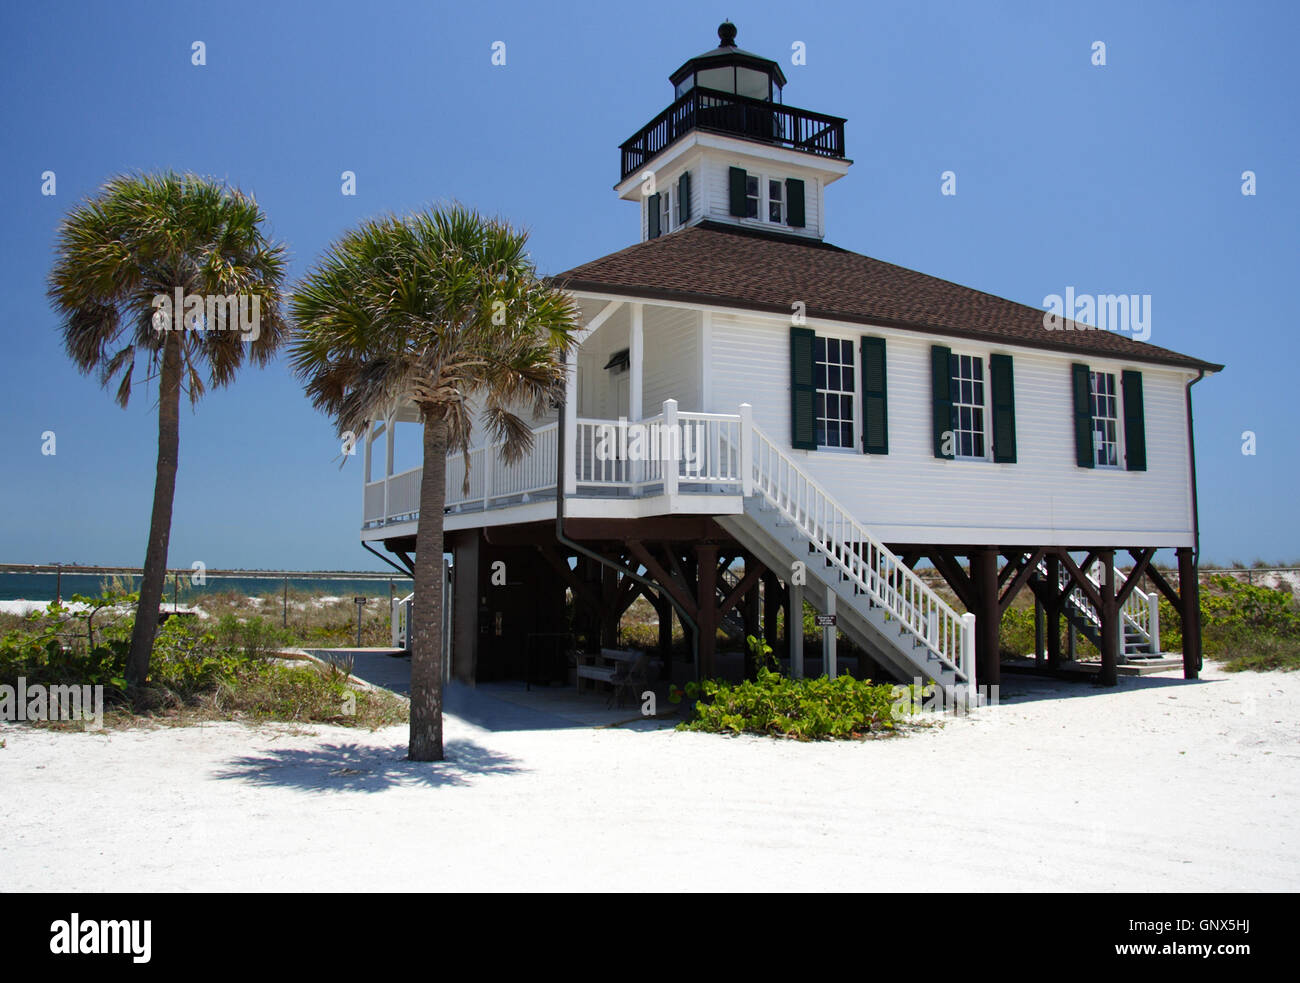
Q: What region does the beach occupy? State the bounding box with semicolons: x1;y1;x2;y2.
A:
2;662;1297;892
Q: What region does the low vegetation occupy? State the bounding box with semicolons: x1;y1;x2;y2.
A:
0;591;407;729
675;635;913;740
994;571;1300;671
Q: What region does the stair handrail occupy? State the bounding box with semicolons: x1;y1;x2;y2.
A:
744;414;973;684
1038;559;1153;645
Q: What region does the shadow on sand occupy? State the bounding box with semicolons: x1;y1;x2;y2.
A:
213;737;524;793
991;668;1221;705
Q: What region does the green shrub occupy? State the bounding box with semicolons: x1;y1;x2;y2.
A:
1213;633;1300;672
677;668;911;740
0;590;407;727
999;606;1035;658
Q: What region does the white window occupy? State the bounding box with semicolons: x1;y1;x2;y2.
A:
950;353;987;460
1090;371;1121;467
660;189;672;234
745;175;760;218
768;179;784;223
814;336;855;449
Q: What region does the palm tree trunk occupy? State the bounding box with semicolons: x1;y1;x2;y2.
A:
125;332;181;689
408;413;448;761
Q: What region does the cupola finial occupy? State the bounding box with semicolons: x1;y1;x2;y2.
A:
718;20;737;48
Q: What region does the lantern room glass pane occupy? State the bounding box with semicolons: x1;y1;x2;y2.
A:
736;66;770;100
697;66;733;92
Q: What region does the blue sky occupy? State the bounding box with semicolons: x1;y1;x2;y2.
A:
0;0;1294;570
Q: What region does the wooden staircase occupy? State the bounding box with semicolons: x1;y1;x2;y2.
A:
716;418;976;691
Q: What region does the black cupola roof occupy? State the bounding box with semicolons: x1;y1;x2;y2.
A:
669;21;787;102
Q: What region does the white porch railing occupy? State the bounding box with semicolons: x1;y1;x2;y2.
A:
364;424;559;525
571;408;744;494
363;401;751;526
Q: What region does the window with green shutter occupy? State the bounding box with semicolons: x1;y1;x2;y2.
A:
786;178;806;228
1071;363;1095;468
790;327;816;450
729;167;748;218
990;353;1017;463
860;336;888;454
930;345;954;458
1122;370;1147;471
647;193;661;239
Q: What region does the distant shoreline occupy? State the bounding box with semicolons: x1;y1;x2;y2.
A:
0;570;412;603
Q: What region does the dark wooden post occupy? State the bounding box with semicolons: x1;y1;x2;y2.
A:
600;566;621;649
655;592;674;680
1045;554;1062;667
972;548;1001;688
742;570;761;680
1177;546;1201;679
695;545;718;679
1034;593;1045;666
762;571;782;651
1097;549;1118;687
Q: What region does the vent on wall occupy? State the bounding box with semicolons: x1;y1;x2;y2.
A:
604;348;630;374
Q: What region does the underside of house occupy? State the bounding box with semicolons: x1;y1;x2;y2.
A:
360;22;1221;695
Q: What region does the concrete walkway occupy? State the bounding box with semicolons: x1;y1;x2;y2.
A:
304;647;676;731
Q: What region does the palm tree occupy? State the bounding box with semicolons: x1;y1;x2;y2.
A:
48;172;288;688
290;206;578;761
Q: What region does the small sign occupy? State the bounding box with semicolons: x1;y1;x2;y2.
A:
815;614;836;627
353;596;367;605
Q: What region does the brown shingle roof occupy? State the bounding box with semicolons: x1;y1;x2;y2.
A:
554;221;1223;372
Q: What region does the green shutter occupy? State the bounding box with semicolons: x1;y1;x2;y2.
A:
678;172;691;224
1122;370;1147;471
1072;363;1095;468
860;336;888;454
647;193;661;239
729;167;748;217
786;178;806;228
790;327;816;450
930;345;953;459
990;353;1017;463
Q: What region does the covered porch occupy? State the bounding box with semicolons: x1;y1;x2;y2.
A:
360;297;732;531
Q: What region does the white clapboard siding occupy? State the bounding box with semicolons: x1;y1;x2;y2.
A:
642;305;702;413
699;154;823;238
635;148;827;241
708;310;1197;546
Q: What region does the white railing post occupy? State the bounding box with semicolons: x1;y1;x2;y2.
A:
662;399;679;499
739;403;753;496
824;589;837;679
563;357;578;495
629;305;644;489
790;579;804;680
961;612;976;689
1148;590;1161;654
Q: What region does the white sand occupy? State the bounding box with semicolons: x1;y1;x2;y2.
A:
2;665;1298;892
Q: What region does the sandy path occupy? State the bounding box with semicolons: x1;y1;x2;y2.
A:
2;666;1297;892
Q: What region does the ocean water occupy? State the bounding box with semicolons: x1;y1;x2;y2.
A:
0;572;413;603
